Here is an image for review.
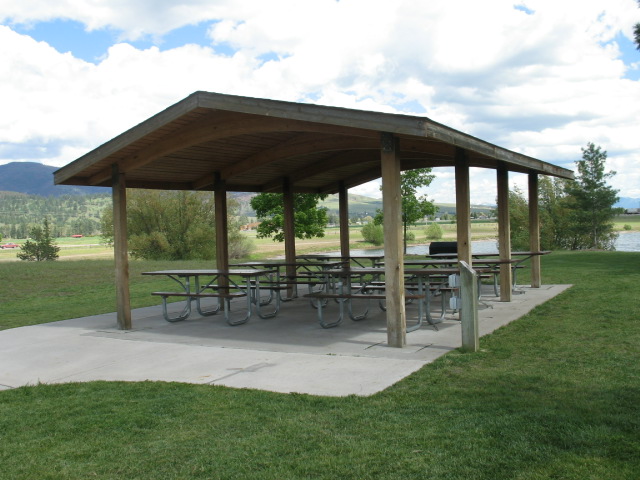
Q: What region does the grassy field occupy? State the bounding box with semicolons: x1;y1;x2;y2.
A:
3;215;636;263
614;214;640;230
1;222;497;263
0;251;639;478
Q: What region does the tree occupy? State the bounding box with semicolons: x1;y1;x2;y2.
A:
101;190;253;260
374;168;437;252
68;217;100;237
361;221;384;245
424;222;444;240
563;143;619;250
505;187;531;251
250;193;328;242
508;145;619;252
17;219;60;261
537;176;574;249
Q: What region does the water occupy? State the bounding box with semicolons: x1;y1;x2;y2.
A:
348;240;497;257
615;231;640;252
347;231;640;256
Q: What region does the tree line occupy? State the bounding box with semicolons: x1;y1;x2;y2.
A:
508;143;620;251
100;190;253;261
0;192;110;239
9;142;620;261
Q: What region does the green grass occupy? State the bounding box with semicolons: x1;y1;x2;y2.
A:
614;214;640;230
0;251;639;478
0;258;216;330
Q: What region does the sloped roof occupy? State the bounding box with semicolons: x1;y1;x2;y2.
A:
54;91;573;193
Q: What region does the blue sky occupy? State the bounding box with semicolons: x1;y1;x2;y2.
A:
1;0;639;204
12;19;239;62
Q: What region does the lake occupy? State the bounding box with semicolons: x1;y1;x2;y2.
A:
347;231;640;256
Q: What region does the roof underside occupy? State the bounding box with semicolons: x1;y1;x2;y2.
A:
55;91;573;194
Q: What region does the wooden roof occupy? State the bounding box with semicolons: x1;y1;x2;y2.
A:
54;91;573;193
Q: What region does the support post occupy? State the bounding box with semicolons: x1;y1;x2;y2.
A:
338;181;350;259
459;261;479;352
283;178;297;289
381;133;406;348
497;163;512;301
455;148;472;265
214;176;229;271
112;165;131;330
528;173;541;287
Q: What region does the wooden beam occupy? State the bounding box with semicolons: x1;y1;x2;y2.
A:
317;165;382;195
87;115;379;186
497;163;512;301
381;133;406;348
112;165;132;330
259;150;377;193
282;178;297;287
215;177;229;271
529;173;541;287
218;133;378;183
455;148;472;265
338;181;350;258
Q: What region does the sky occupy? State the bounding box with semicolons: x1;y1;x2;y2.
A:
1;0;639;205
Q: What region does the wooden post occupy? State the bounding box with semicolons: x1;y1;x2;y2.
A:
528;173;541;287
497;164;512;301
283;177;296;288
112;165;132;330
381;133;406;348
338;181;350;259
459;261;479;352
214;177;229;271
455;148;472;265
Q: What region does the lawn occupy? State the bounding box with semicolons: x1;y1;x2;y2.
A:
0;251;639;479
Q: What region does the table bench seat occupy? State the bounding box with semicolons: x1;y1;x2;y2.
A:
151;291;247;299
304;292;425;301
303;291;427;330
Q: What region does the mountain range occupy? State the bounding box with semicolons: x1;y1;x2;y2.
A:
0;162;105;196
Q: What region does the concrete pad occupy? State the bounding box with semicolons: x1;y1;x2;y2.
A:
0;284;571;396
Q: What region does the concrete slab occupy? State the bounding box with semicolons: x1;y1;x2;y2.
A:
0;284;571;396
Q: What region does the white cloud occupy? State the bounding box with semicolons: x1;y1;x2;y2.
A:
1;0;639;203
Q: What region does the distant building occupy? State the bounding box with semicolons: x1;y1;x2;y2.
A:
625;208;640;215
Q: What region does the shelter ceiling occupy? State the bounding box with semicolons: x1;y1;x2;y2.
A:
55;91;573;193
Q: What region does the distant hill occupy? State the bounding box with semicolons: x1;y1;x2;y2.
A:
0;162;105;196
616;197;640;209
236;193;494;219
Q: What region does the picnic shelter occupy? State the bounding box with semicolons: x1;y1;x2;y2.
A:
54;91;574;348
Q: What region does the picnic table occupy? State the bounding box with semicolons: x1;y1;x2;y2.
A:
304;266;465;331
296;254;385;267
231;260;346;300
425;251;552;292
142;268;277;325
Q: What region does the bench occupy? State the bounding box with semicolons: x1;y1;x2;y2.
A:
303;290;428;330
151;290;250;325
364;281;456;325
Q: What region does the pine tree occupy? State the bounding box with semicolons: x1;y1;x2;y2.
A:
564;143;619;250
17;219;60;261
